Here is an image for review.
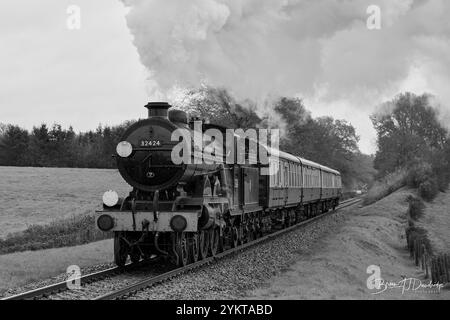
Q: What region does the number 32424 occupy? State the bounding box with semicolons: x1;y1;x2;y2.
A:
141;140;161;147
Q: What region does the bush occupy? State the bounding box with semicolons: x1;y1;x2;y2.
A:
406;162;443;202
363;168;407;205
435;167;450;192
406;163;433;188
419;178;439;202
0;214;112;254
407;196;425;221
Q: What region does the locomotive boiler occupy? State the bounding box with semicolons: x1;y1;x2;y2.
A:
95;102;342;267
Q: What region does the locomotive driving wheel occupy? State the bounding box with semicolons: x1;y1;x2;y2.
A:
246;222;255;243
254;219;262;238
114;232;129;268
175;232;189;267
129;246;141;264
198;230;209;260
231;226;239;248
209;227;220;256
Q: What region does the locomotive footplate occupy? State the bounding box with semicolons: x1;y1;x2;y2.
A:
95;210;199;233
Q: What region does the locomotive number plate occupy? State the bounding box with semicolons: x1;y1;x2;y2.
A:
140;140;161;147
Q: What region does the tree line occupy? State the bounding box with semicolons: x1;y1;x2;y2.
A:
0;122;133;169
0;87;376;189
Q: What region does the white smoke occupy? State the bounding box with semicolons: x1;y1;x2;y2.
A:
122;0;450;149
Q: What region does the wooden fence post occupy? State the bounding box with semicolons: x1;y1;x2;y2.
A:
439;255;447;284
405;229;409;249
421;244;426;271
408;234;414;257
431;257;437;284
444;254;450;283
414;240;418;266
437;255;444;284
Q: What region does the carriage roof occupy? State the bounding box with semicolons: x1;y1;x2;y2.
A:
264;145;340;175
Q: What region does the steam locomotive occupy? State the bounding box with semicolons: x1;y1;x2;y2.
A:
95;102;342;267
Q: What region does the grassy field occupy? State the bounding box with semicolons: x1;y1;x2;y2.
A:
0;239;113;295
0;167;130;239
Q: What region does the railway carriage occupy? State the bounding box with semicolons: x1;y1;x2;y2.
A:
95;102;342;267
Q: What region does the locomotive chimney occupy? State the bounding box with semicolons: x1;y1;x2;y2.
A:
145;102;171;118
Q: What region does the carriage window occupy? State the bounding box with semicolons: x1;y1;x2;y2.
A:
278;164;282;187
284;163;288;187
299;167;301;187
306;169;308;187
293;166;295;186
294;166;297;187
308;169;311;187
289;164;292;186
293;166;295;187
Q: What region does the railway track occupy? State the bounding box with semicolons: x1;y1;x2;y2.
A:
2;197;361;301
1;258;161;301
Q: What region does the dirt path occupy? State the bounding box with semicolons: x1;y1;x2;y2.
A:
247;189;450;300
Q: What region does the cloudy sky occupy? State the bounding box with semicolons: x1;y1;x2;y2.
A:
0;0;148;133
1;0;450;154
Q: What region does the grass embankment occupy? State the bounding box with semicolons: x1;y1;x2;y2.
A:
0;214;112;254
248;188;450;299
363;163;449;284
405;193;450;284
363;162;447;206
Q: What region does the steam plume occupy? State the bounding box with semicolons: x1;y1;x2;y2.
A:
122;0;450;148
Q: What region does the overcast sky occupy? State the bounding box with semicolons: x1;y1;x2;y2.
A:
0;0;148;134
1;0;450;155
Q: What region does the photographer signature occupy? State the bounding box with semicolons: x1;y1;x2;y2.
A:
371;278;444;295
367;265;444;295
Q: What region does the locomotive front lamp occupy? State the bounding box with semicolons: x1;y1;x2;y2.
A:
116;141;133;158
103;190;119;207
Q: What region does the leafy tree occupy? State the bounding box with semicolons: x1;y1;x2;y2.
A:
371;92;448;175
28;124;52;166
0;125;29;166
179;87;263;129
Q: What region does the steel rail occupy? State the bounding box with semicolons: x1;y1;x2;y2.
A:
1;259;153;301
95;197;362;300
